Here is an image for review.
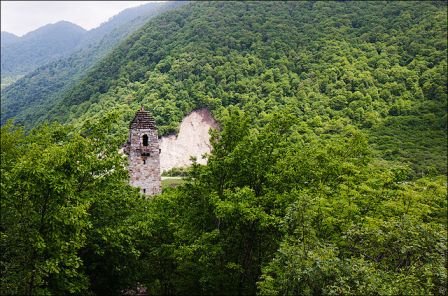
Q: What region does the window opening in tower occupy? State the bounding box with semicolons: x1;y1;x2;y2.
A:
143;134;149;146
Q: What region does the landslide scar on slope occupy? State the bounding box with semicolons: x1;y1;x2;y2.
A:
159;109;218;173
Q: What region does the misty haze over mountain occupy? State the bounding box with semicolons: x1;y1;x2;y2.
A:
0;2;182;87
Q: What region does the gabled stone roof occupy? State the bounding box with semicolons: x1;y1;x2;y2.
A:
130;106;157;129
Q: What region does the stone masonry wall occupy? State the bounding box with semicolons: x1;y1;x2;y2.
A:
128;128;161;195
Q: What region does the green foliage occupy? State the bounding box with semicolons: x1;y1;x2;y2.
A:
8;0;442;177
0;118;143;295
161;177;186;189
161;166;190;177
257;172;447;296
131;109;447;295
0;74;23;90
1;2;184;127
1;1;447;295
1;106;446;295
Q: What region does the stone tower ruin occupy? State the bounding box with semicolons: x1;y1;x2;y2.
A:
124;106;161;195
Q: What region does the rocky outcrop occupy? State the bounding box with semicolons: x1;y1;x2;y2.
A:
160;109;218;173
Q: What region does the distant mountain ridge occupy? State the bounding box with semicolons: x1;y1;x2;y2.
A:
0;31;19;46
1;1;185;123
1;21;87;78
0;2;185;87
18;21;85;41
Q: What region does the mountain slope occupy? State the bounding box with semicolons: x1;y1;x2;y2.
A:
6;1;448;176
160;108;218;172
77;2;183;49
0;32;19;46
1;1;185;124
1;21;87;77
1;2;446;295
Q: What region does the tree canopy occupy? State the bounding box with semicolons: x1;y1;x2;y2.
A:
25;1;447;177
1;1;447;295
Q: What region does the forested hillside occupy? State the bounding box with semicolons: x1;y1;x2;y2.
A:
1;1;184;118
28;0;447;176
0;21;87;80
0;2;181;84
1;1;447;295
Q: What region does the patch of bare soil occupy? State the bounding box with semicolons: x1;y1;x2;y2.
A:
159;109;218;173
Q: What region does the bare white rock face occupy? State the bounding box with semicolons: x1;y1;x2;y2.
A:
159;109;218;173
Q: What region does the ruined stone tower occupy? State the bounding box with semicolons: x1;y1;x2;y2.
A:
124;106;161;195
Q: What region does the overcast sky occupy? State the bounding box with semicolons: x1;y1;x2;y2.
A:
1;1;159;36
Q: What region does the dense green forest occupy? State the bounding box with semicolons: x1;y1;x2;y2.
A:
1;2;183;117
21;0;447;176
1;1;447;295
